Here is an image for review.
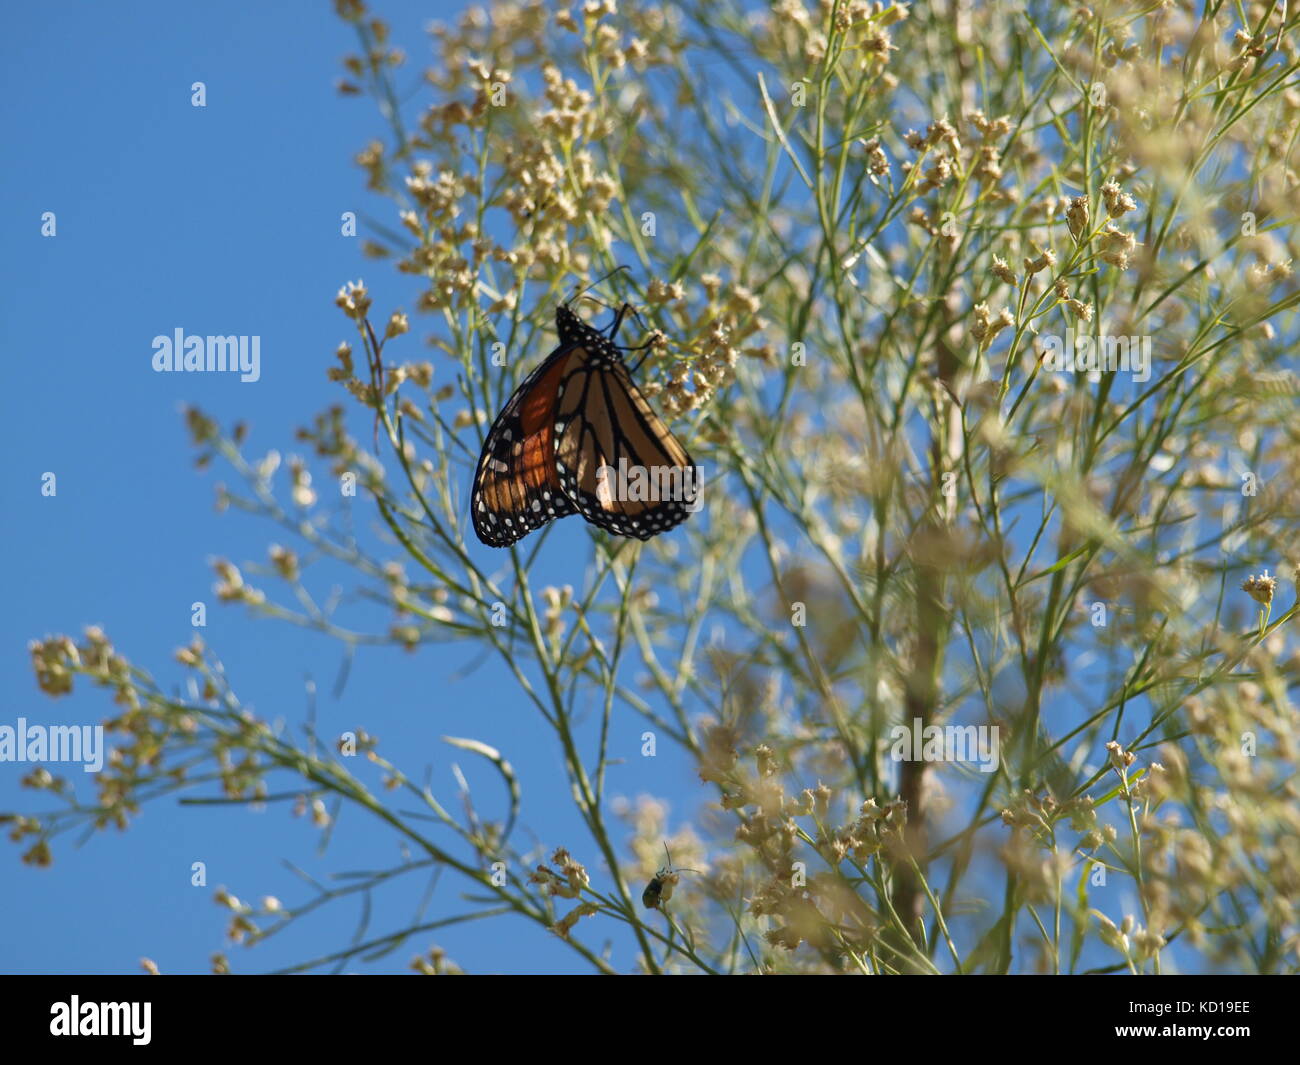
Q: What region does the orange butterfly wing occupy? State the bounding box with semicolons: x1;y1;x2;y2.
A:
471;348;578;547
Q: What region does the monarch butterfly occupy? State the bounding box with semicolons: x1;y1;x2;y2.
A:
470;290;697;547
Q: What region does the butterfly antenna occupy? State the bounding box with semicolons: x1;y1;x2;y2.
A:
566;264;631;308
577;292;619;326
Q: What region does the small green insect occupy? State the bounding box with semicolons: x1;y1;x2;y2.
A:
642;844;700;910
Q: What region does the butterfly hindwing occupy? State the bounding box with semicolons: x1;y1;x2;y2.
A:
551;310;696;541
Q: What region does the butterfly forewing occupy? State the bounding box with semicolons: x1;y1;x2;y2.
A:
471;349;578;547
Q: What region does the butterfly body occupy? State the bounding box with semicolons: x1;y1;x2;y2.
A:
471;302;696;547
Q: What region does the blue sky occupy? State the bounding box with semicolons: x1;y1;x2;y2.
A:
0;0;690;975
